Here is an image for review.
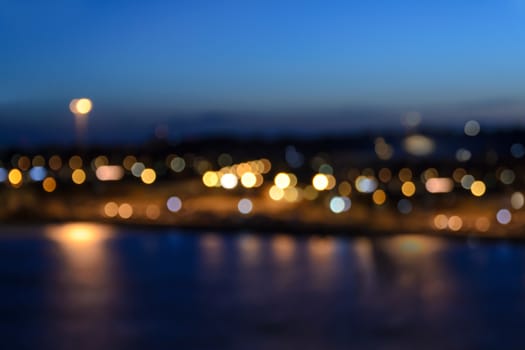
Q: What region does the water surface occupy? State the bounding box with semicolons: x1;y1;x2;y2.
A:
0;223;523;349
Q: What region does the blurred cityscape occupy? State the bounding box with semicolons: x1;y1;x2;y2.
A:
2;100;524;237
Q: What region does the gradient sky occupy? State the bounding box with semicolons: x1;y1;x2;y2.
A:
2;0;525;143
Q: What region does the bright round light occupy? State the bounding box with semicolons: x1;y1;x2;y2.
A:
330;197;345;214
241;172;257;188
312;173;329;191
496;209;511;225
401;181;416;197
274;172;291;189
166;196;182;212
220;173;238;189
72;169;86;184
470;181;486;197
202;171;219;187
71;98;92;115
238;198;253;214
8;169;22;186
141;168;156;184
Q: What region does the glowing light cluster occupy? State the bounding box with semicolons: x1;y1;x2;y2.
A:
69;98;93;115
433;214;463;231
355;176;377;193
329;196;351;214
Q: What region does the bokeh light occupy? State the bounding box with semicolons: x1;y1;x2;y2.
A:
238;198;253;214
167;196;182;212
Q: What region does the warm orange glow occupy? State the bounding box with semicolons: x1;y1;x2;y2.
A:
118;203;133;219
42;177;56;192
433;214;448;230
372;189;386;205
103;202;119;217
401;181;416;197
448;216;463;231
470;181;486;197
141;168;156;184
72;169;86;184
8;169;22;186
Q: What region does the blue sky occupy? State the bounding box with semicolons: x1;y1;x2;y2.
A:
1;0;525;142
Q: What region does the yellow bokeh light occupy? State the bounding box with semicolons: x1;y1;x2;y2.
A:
202;171;220;187
71;98;93;115
283;187;299;202
72;169;86;184
269;185;284;201
241;172;257;188
141;168;156;184
312;173;329;191
401;181;416;197
8;169;22;186
42;177;56;192
372;189;386;205
470;180;486;197
274;172;291;189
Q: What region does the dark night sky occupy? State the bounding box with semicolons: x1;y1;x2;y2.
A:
2;0;525;144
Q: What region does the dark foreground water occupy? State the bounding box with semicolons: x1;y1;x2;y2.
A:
0;223;524;349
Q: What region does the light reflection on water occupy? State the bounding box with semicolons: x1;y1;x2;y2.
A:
0;225;524;349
